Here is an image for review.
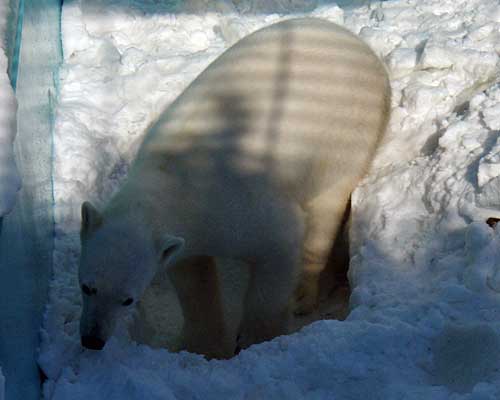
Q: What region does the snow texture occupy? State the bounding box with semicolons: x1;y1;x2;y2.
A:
0;0;20;217
40;0;500;399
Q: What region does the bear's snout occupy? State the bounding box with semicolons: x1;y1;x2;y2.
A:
81;335;106;350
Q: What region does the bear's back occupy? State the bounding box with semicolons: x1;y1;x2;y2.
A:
138;18;391;205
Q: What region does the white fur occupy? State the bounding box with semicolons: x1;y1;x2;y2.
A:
79;18;391;357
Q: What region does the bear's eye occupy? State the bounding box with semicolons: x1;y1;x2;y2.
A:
122;298;134;306
82;284;96;295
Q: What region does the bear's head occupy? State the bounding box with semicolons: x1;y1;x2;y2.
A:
78;201;184;350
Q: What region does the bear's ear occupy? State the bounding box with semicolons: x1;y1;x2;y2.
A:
159;235;185;266
81;201;102;238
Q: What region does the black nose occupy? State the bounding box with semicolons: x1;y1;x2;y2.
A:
81;335;106;350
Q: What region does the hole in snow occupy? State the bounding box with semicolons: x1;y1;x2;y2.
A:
129;202;352;358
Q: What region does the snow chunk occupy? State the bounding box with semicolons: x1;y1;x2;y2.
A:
419;44;455;70
464;222;500;293
403;83;449;118
478;145;500;188
386;47;417;78
61;2;95;58
359;26;402;57
482;104;500;130
467;23;497;42
438;119;484;151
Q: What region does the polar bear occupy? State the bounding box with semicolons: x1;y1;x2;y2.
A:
78;17;391;358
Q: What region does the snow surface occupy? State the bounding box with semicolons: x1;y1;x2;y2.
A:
40;0;500;399
0;0;20;216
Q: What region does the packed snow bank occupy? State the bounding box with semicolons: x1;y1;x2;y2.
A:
0;0;21;217
41;0;500;399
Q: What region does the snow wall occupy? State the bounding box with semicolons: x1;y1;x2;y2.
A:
0;1;61;399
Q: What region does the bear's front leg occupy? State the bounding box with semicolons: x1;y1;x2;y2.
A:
169;256;234;359
236;252;300;352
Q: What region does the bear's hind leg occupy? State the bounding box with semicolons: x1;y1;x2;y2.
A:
294;191;351;315
169;256;233;359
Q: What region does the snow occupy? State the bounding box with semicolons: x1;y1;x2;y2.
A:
40;0;500;399
0;0;20;217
